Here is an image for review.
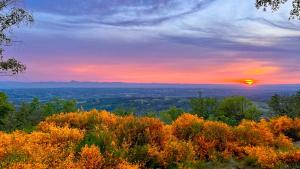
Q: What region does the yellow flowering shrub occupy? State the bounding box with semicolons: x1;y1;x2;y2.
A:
193;135;216;160
294;118;300;138
244;146;278;168
171;113;204;140
44;110;117;130
0;126;84;168
37;122;84;144
279;150;300;164
7;163;47;169
234;120;275;146
275;134;294;149
0;111;300;168
294;118;300;129
270;116;294;135
154;139;195;168
114;116;167;148
79;145;104;169
116;160;140;169
202;121;233;149
269;116;300;141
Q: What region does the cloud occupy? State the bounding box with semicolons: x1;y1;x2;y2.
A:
24;0;215;28
23;0;300;49
5;0;300;83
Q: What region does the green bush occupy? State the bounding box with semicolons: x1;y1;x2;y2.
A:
77;130;114;154
159;106;184;124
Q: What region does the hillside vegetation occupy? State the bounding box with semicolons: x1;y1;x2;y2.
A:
0;110;300;169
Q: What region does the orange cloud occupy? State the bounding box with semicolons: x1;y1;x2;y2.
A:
218;59;281;84
63;58;283;84
18;55;298;84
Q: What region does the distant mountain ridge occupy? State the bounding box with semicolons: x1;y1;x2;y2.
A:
1;81;300;90
0;81;236;89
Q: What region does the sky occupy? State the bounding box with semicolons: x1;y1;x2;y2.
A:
3;0;300;84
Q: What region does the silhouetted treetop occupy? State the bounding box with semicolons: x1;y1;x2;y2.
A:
256;0;300;19
0;0;33;75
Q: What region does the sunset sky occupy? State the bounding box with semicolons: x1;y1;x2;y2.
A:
3;0;300;84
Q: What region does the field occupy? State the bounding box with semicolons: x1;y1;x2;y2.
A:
2;84;300;114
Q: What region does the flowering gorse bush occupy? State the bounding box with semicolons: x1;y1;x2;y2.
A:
0;110;300;168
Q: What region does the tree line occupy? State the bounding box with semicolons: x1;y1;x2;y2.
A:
0;92;77;131
1;90;300;132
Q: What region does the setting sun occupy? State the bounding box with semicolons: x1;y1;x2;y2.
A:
244;79;255;85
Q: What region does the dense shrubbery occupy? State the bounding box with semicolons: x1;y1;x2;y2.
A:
1;91;300;132
0;110;299;169
1;91;300;168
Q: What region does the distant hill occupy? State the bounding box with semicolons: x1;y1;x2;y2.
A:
0;81;241;89
1;81;300;113
1;81;300;90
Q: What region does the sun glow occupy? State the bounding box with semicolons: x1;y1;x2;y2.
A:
244;79;255;85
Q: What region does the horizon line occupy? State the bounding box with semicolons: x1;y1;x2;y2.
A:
1;81;300;86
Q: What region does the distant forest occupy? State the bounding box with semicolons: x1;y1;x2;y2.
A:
1;90;300;131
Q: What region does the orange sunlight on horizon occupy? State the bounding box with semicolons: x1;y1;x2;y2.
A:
244;79;255;86
36;58;297;84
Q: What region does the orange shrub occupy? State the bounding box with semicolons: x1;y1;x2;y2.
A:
275;134;294;149
7;163;47;169
202;121;233;150
0;128;83;168
79;145;104;169
279;150;300;164
270;116;294;135
171;113;204;140
244;146;278;168
44;110;117;130
116;160;140;169
294;118;300;138
269;117;300;141
294;118;300;129
56;154;81;169
234;120;275;146
114;116;166;148
37;122;84;144
193;135;216;160
1;111;300;168
156;139;195;168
